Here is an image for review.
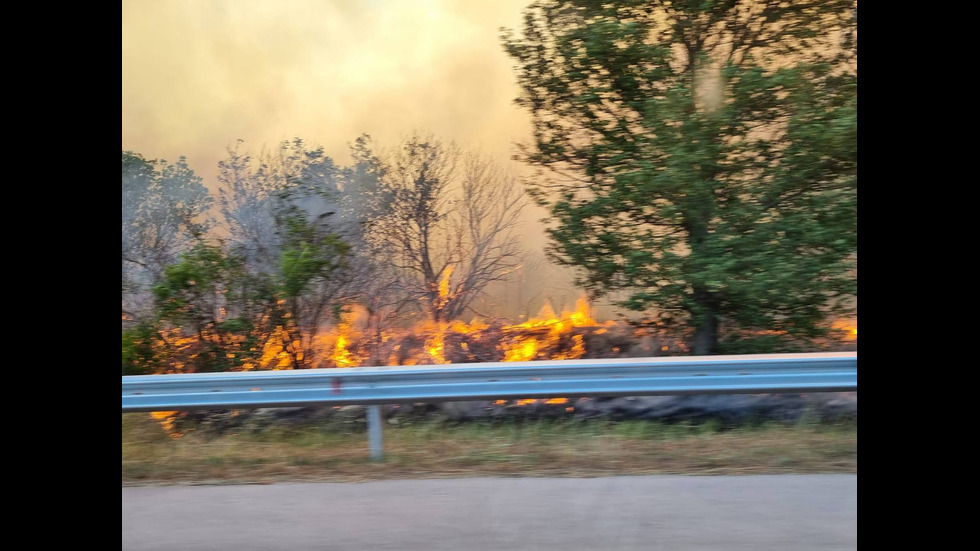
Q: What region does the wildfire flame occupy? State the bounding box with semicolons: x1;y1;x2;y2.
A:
149;411;181;437
424;321;450;365
256;326;297;370
147;290;857;431
438;266;453;309
502;298;595;362
146;295;857;377
322;306;367;368
832;320;858;341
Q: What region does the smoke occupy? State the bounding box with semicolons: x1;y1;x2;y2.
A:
122;0;532;188
122;0;620;321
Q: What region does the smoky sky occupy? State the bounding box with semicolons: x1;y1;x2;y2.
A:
122;0;534;186
122;0;604;316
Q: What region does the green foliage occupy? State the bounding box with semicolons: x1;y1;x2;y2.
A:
502;0;857;353
146;218;352;373
715;333;805;355
279;217;351;300
217;317;252;333
154;243;244;327
122;321;160;375
215;138;358;368
152;243;264;373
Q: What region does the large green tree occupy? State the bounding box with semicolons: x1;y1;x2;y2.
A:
502;0;856;354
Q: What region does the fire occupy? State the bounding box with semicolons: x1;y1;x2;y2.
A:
424;321;450;364
504;338;539;362
417;268;460;364
149;411;181;437
438;266;453;308
450;319;487;333
322;307;367;368
553;334;585;360
490;397;569;408
148;293;854;375
832;319;858;341
274;294;598;368
333;333;355;367
501;298;596;362
146;292;858;435
257;326;296;369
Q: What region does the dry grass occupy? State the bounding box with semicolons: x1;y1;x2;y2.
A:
122;413;856;485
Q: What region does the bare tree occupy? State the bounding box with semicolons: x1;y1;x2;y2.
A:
353;132;527;324
216;142;279;274
447;151;527;319
122;151;211;324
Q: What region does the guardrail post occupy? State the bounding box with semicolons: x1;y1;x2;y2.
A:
367;404;383;461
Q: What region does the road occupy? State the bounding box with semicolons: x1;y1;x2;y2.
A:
122;474;856;550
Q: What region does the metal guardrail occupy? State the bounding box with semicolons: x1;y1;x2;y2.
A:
122;352;856;459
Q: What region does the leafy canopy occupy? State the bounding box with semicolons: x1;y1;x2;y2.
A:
502;0;856;353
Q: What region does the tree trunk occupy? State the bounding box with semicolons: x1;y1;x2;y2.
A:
691;286;718;356
691;312;718;356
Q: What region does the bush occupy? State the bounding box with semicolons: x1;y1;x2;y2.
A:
122;322;160;375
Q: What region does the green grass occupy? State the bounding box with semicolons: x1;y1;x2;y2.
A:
122;413;856;485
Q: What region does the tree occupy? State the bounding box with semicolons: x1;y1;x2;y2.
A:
502;0;856;354
218;139;344;273
334;135;420;354
122;321;161;375
122;151;212;324
217;139;355;367
348;132;527;324
152;242;257;373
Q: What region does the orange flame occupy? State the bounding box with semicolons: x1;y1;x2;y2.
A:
438;266;453;305
424;321;450;364
149;411;181;437
323;307;366;368
501;297;596;362
504;338;539;362
256;326;291;369
832;319;858;341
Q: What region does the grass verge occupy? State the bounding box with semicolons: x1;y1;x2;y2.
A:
122;413;856;485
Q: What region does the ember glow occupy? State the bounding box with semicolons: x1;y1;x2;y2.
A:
149;411;181;437
257;326;299;370
304;290;609;372
325;309;365;368
502;299;596;362
832;320;858;341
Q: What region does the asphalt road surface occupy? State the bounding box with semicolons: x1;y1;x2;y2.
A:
122;475;856;550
